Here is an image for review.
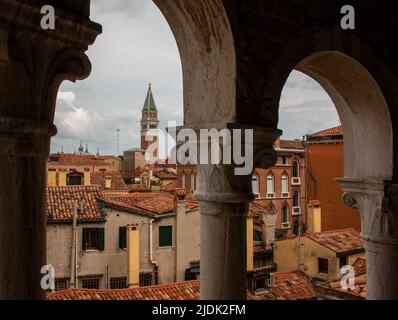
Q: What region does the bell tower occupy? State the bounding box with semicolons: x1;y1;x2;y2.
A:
140;83;159;158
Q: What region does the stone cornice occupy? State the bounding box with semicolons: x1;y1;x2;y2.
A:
0;0;101;49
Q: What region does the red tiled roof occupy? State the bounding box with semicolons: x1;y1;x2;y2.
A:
47;186;104;223
161;180;178;192
305;228;363;255
100;192;198;216
126;184;151;192
308;125;343;139
352;257;366;275
91;171;127;190
277;140;305;150
249;201;275;217
249;271;316;300
49;153;110;167
327;274;366;299
48;272;315;300
153;170;177;180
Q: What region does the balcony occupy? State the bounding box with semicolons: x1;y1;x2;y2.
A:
266;193;276;199
292;206;301;216
292;177;301;186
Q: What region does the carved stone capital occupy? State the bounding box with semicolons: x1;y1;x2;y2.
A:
338;177;398;247
0;117;57;156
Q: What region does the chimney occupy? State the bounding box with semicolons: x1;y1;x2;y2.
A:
58;169;67;186
105;175;112;189
247;212;254;272
127;225;140;288
84;168;91;186
174;188;187;281
48;169;56;187
306;200;321;233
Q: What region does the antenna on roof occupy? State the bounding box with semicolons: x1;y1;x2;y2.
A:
116;129;121;156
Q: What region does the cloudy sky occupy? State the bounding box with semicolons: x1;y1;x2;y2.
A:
51;0;340;156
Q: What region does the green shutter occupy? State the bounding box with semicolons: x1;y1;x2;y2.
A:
119;227;126;249
97;228;105;251
82;228;87;251
159;226;172;247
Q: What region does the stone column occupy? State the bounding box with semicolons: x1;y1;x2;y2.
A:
339;178;398;300
0;118;56;299
0;1;100;299
191;126;280;300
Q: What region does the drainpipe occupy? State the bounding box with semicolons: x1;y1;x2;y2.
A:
149;219;159;284
70;199;79;288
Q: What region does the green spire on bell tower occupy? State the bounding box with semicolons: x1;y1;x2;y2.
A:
142;83;157;111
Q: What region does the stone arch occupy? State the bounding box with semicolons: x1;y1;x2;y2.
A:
153;0;236;127
296;51;393;179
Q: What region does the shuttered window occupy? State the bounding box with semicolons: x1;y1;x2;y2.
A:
82;228;105;251
159;226;173;247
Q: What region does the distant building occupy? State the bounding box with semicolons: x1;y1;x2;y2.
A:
46;187;200;290
274;228;365;282
305;126;361;232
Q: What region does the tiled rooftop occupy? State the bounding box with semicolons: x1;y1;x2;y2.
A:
307;125;343;140
91;171;127;190
48;153;110;167
305;228;363;255
277;139;305;150
126;184;151;192
47;186;105;223
161;180;178;191
352;257;366;275
48;271;315;300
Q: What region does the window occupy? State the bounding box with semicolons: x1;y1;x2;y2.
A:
282;156;289;165
339;256;348;268
181;172;186;189
67;172;83;185
318;258;329;274
283;205;289;223
254;230;263;241
81;278;100;289
293;161;299;177
140;273;153;287
281;174;289;194
267;174;274;194
110;277;127;289
82;228;105;251
252;174;259;195
149;124;157;129
119;226;127;249
293;191;300;207
55;280;68;291
159;226;173;247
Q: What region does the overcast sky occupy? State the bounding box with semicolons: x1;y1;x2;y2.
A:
51;0;340;156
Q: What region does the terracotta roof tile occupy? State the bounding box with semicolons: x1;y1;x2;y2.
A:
352;257;366;275
49;153;110;166
277;140;305;150
126;184;151;192
47;186;104;223
307;126;343;139
48;272;315;300
305;228;363;255
91;171;127;190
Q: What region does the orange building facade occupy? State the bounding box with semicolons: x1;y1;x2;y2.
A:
305;126;361;232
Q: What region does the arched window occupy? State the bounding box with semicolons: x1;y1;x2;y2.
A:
181;172;186;189
267;174;274;194
281;174;289;194
252;174;259;195
293;161;299;178
293;191;300;207
190;173;195;192
283;205;289;223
